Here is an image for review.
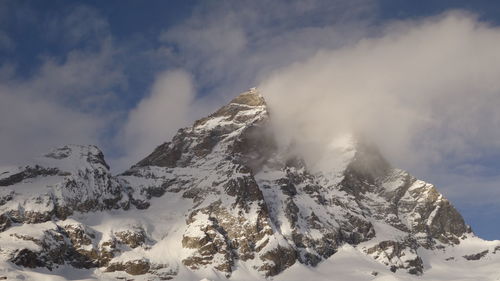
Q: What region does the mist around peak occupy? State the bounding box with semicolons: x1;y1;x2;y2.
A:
259;11;500;187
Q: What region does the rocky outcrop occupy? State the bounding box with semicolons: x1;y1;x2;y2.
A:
366;240;423;275
259;245;297;276
463;250;489;261
182;211;234;274
0;166;60;187
106;259;151;275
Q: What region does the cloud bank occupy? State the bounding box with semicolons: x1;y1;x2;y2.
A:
259;11;500;204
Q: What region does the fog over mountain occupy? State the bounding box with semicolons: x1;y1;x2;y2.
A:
261;11;500;201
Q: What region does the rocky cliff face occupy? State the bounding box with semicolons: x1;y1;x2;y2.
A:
0;89;497;281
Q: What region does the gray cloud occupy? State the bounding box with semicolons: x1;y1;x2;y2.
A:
258;11;500;205
135;4;500;208
112;0;379;170
21;45;123;110
115;0;377;170
159;0;377;99
0;5;124;165
0;86;103;165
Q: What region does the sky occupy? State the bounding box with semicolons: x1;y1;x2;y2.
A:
0;0;499;240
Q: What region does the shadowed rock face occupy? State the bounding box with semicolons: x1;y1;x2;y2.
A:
338;143;468;248
0;88;474;279
0;166;60;187
135;88;268;169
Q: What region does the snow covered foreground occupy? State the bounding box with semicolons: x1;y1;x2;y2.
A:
1;238;500;281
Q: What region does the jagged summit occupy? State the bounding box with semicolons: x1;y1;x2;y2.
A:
123;89;472;276
228;87;266;107
0;89;498;281
134;88;269;168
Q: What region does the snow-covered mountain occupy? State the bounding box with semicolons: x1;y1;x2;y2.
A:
0;89;499;281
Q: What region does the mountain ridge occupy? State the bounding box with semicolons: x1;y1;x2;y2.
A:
0;88;498;281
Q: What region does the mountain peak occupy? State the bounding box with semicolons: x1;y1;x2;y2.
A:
134;89;269;168
42;144;110;170
44;144;102;159
228;87;266;107
1;88;497;281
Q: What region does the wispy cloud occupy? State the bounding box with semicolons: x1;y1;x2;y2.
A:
116;70;195;169
159;0;377;99
259;11;500;206
0;4;124;164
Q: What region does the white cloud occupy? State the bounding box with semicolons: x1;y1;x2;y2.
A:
0;45;122;165
24;46;123;109
258;11;500;205
0;44;123;165
115;70;196;170
159;0;376;100
0;87;103;165
153;4;500;210
0;5;124;165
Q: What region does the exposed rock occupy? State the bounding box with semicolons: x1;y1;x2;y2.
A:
366;240;423;275
494;246;500;254
224;174;264;209
0;213;11;232
114;227;147;248
11;248;43;268
8;227;68;270
463;250;489;261
0;166;60;187
106;259;151;275
182;211;234;275
259;245;297;277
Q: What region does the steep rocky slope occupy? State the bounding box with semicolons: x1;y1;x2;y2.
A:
0;89;498;281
